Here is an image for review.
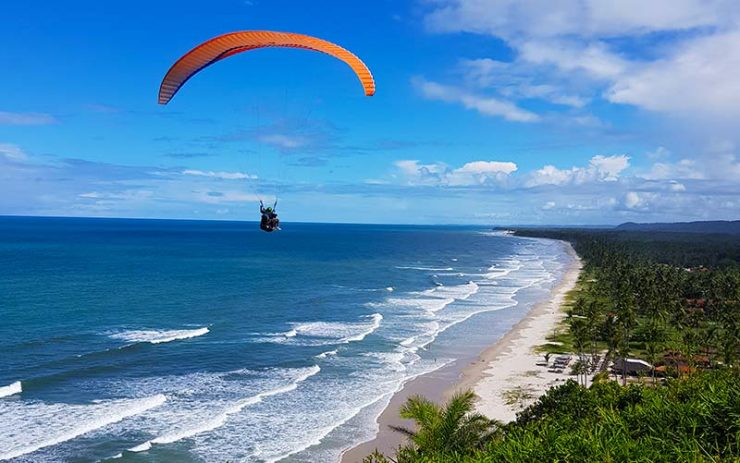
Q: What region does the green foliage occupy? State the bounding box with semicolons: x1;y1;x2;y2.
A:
366;229;740;463
369;371;739;462
375;390;502;462
514;229;740;371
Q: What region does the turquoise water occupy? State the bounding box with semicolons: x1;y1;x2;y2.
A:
0;217;570;462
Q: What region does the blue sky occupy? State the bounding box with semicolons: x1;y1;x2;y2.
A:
1;0;739;225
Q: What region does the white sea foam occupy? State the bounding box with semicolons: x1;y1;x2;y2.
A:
0;394;166;460
485;265;520;279
399;336;416;347
342;313;383;342
271;313;383;346
316;350;338;359
382;281;481;316
246;354;454;463
123;366;320;455
386;287;394;292
183;242;559;462
0;381;21;398
206;241;568;462
109;327;209;345
385;296;456;314
426;281;479;300
128;441;152;452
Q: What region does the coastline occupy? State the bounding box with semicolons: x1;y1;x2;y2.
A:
457;242;581;422
340;240;582;462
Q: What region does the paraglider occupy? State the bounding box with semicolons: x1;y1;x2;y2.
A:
158;30;375;232
259;200;280;232
158;30;375;105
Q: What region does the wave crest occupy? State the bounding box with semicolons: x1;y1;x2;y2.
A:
109;327;209;345
0;381;21;399
124;366;320;454
269;314;383;346
0;394;166;460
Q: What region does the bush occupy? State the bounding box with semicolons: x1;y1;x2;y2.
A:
369;370;739;463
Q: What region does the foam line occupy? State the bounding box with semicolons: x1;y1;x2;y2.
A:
125;366;320;454
340;313;383;343
316;350;338;359
110;327;209;345
0;381;21;399
0;394;166;460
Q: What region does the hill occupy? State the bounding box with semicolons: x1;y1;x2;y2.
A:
616;220;740;234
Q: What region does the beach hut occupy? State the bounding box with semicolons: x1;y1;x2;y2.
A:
612;358;653;375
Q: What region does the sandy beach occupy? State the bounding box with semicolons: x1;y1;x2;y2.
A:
458;242;581;422
341;241;582;462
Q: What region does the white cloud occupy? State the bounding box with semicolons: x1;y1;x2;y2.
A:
424;0;731;39
525;154;630;187
643;159;704;180
194;190;260;204
0;111;56;125
459;58;588;107
606;31;740;114
456;160;518;174
641;145;740;183
257;133;309;150
646;146;671;160
0;143;27;161
590;155;631;180
413;77;540;122
395;158;518;186
542;201;556;210
78;190;154;201
518;40;627;80
624;191;642;209
669;181;687;192
181;169;256;180
394;160;450;185
424;0;740;118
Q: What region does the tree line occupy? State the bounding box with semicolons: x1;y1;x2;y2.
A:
364;228;739;462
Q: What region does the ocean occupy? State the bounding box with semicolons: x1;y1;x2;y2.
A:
0;217;571;462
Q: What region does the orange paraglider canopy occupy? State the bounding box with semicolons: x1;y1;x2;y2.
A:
158;31;375;104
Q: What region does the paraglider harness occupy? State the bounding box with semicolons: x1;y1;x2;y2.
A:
259;200;280;232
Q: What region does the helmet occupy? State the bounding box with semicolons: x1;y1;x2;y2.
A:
266;207;272;213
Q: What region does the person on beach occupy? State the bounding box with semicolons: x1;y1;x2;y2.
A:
260;200;280;232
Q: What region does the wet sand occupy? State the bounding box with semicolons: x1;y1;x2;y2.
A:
340;241;581;462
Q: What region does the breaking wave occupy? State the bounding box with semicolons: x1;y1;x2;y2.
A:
0;394;166;460
0;381;21;399
109;327;209;345
123;366;320;455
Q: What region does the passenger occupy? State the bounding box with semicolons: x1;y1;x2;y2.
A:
259;200;280;232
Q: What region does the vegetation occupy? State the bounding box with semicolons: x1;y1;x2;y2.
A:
364;391;502;463
365;228;739;462
513;228;739;380
365;371;738;462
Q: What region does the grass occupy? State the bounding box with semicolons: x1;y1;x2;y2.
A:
502;387;536;407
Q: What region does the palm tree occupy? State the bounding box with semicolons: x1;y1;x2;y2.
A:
644;320;666;385
388;390;501;459
571;318;590;386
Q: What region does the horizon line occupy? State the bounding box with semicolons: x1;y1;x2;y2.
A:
0;214;621;229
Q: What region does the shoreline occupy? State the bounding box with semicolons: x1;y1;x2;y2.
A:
340;240;582;462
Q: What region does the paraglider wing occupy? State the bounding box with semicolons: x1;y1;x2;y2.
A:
158;31;375;104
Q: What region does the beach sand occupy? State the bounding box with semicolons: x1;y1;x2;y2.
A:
340;242;582;462
458;243;581;422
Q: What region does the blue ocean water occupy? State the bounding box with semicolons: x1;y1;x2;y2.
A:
0;217;571;462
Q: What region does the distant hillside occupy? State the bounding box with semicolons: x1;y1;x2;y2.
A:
616;220;740;235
